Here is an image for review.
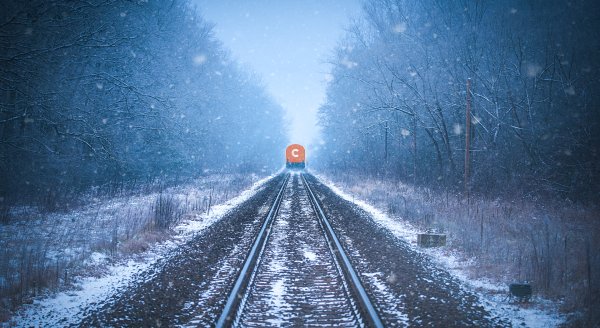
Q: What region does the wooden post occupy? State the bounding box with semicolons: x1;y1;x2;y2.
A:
384;121;388;162
465;78;471;199
412;115;417;184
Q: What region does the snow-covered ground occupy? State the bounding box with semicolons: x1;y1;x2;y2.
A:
2;172;278;327
2;170;569;326
314;172;565;328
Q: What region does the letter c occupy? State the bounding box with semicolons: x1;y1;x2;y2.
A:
292;149;299;157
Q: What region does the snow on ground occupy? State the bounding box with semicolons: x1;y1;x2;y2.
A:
362;271;410;326
174;172;278;236
5;172;278;328
303;249;317;261
314;172;565;328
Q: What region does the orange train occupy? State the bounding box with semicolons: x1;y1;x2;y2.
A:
285;144;306;169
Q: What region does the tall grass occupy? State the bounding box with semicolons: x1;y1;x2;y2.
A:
151;194;183;230
326;172;599;326
0;173;258;322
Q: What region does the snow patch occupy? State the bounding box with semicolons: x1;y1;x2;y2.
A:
85;252;109;265
303;250;317;261
270;279;286;307
363;272;410;325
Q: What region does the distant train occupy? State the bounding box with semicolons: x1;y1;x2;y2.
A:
286;144;306;169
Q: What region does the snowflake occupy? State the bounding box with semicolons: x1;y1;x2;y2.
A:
564;86;575;96
453;124;463;135
393;22;407;34
526;63;542;77
193;54;207;65
341;57;358;69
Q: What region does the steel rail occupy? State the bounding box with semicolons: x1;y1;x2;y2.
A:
301;173;384;328
216;173;290;328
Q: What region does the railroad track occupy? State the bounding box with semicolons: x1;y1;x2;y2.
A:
216;172;383;327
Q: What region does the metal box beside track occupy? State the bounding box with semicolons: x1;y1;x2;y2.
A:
417;233;447;247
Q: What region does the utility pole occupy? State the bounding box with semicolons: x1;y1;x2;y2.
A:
412;115;417;184
384;121;388;162
465;78;471;199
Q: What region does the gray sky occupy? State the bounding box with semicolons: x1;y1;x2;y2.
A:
192;0;361;148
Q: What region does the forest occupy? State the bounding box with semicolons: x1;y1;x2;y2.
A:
0;0;287;210
1;0;599;326
316;0;600;200
315;1;600;325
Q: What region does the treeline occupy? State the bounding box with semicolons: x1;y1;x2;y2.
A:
317;0;600;200
0;0;287;206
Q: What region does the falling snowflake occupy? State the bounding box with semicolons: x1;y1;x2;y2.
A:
341;57;358;69
393;22;407;34
193;54;207;65
453;123;462;135
526;63;542;77
564;86;575;95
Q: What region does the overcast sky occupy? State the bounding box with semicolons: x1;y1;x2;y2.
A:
192;0;361;148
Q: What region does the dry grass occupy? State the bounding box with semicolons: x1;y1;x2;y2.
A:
0;173;261;322
325;172;600;326
120;231;170;255
0;200;9;225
